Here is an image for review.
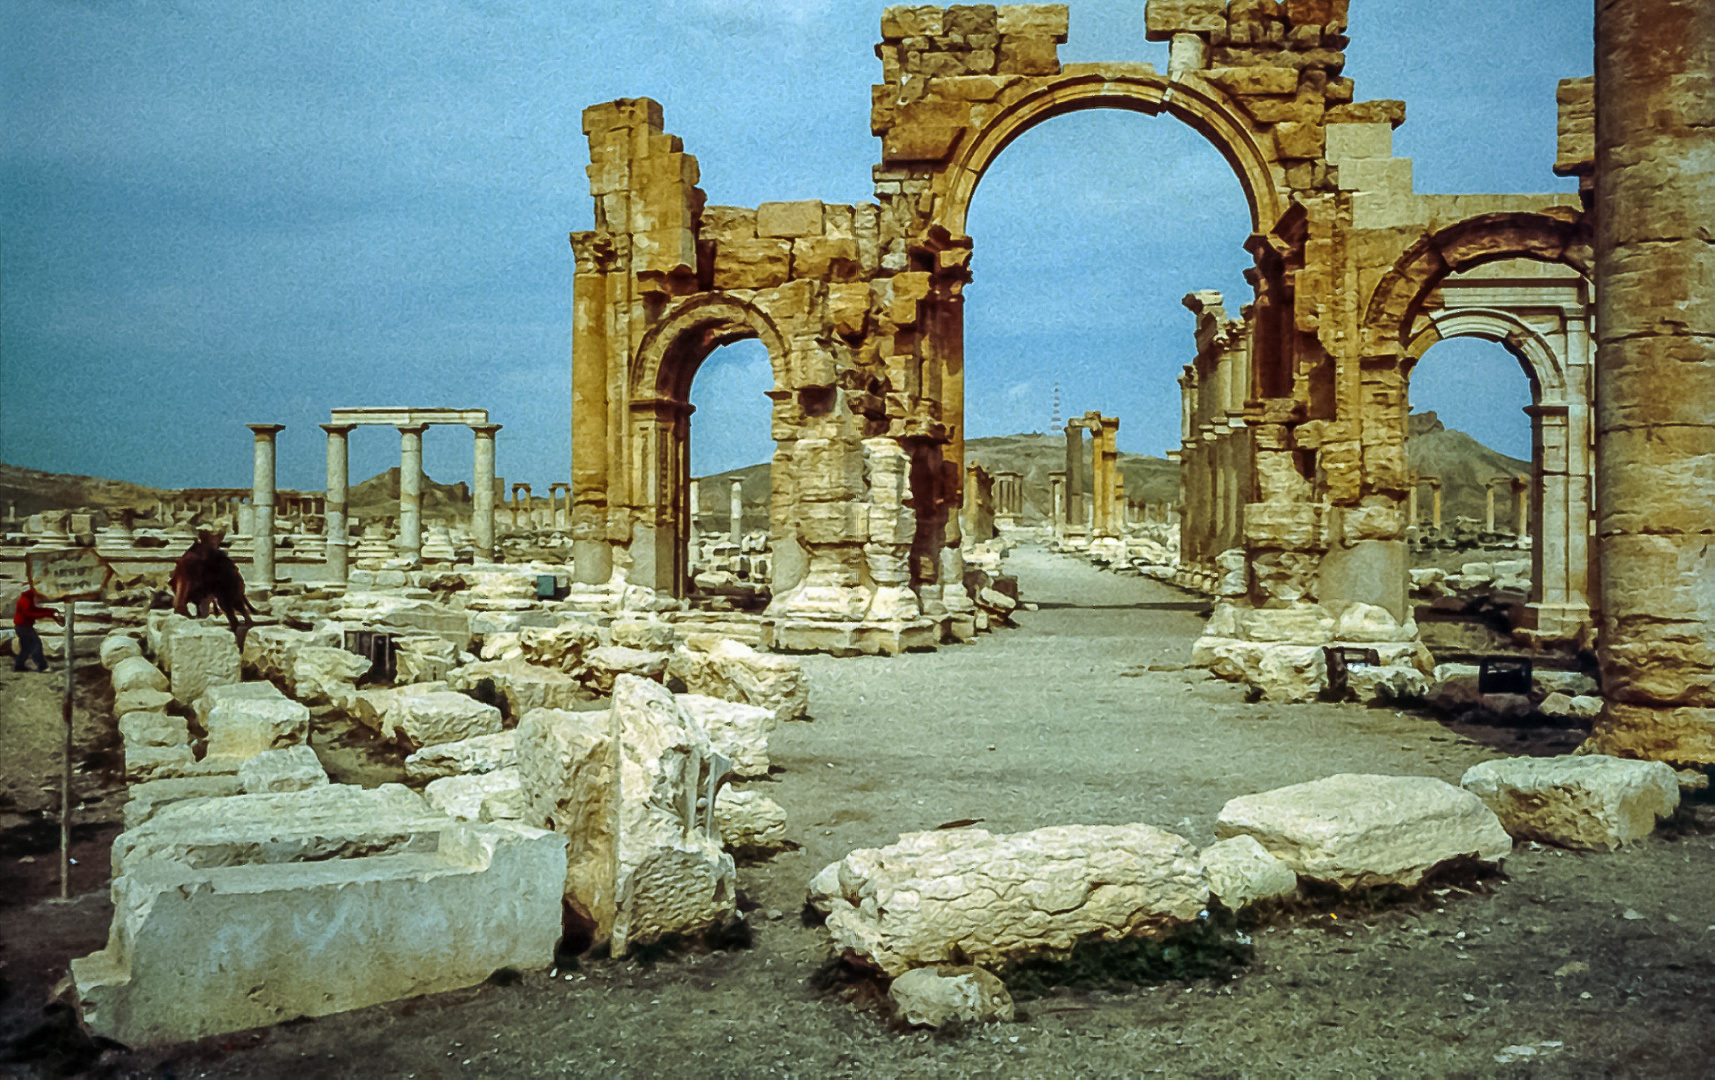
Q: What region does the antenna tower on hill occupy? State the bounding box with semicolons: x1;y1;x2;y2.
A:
1050;382;1062;433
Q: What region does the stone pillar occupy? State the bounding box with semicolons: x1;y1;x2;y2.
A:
1514;478;1529;539
1063;424;1085;527
1592;0;1715;762
688;480;702;559
247;424;283;587
1407;482;1420;529
1485;480;1499;533
470;423;500;562
1430;481;1443;532
1049;472;1066;535
321;423;353;584
397;424;426;560
730;478;744;546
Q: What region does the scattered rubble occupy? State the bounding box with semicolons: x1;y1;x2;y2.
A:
1461;755;1681;851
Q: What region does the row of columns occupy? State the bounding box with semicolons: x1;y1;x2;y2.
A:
1485;476;1529;536
1062;413;1122;537
684;478;747;550
991;472;1024;518
247;422;502;586
1408;477;1443;532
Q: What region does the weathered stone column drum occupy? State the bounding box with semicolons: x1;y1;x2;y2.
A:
247;424;283;586
1591;0;1715;762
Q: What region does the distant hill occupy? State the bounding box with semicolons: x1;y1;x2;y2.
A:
347;467;472;524
0;463;170;518
966;433;1179;524
1405;412;1529;524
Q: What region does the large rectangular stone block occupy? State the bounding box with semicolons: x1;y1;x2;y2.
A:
162;623;240;706
74;814;565;1047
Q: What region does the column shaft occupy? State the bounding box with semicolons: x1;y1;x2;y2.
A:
471;424;500;562
248;424;283;588
398;425;425;560
730;478;744;545
1593;0;1715;760
322;424;351;583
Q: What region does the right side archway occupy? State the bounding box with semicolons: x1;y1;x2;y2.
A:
1405;258;1596;642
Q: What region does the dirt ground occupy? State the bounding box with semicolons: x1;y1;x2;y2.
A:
3;545;1713;1079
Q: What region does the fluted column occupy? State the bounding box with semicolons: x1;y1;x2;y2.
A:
471;423;500;562
398;424;426;559
321;423;353;583
247;424;284;587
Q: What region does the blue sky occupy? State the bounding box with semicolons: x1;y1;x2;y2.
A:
2;1;1586;490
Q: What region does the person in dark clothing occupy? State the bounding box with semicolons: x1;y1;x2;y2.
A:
13;587;61;672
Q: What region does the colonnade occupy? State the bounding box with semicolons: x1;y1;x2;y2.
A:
991;472;1024;520
1063;413;1122;538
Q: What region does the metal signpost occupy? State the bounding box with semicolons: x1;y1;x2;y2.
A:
24;547;113;899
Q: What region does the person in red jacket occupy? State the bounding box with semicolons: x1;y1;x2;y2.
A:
13;586;61;672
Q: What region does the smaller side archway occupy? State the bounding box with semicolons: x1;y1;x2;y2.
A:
624;295;792;596
1401;256;1596;642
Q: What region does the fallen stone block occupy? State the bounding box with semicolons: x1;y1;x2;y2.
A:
1345;664;1429;705
666;639;809;723
480;785;529;823
610;618;676;651
450;658;583;719
238;745;329;794
111;656;168;696
349;681;447;735
112;784;454;877
1216;774;1513;890
582;645;669;694
121;775;244;829
395;634;459;685
1200;835;1298;909
1193;638;1327;703
515;675;736;955
678;694;776;778
386;691;504;749
100;634;143;671
404;731;517;781
162;623;240;705
118;711;191;749
1534;670;1600;699
1539;692;1603;720
125;745;196;782
73;811;566;1047
889;966;1014;1029
286;646;370;708
807;824;1209;976
240;625;314;682
1460;755;1680;851
516;623;600;673
204;685;311;762
425;767;524;822
714;787;789;856
113;687;175;717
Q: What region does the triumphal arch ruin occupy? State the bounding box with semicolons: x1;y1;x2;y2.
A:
571;2;1712;762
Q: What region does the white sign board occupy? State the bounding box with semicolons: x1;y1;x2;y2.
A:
25;548;112;601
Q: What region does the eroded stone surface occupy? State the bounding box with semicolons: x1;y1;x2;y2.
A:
677;694;776;778
807;824;1209;976
1216;774;1513;889
204;685;310;762
1200;834;1298;909
237;745;329;794
425;767;524;822
1460;755;1680;851
713;787;789;855
514;675;735;954
888;966;1015;1029
667;639;809;723
404;731;518;780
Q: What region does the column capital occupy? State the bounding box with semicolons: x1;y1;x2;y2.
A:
397;423;429;436
469;423;503;436
320;423;356;436
247;423;285;438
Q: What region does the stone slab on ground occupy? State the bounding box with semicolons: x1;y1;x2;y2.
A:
117;711;190;749
238;745;329;794
1215;774;1513;889
888;966;1014;1028
385;691;504;749
582;645;669;693
122;775;244;829
404;731;518;780
110;784;454;878
72;818;566;1047
204;685;311;762
1460;755;1680;851
449;658;583;719
425;767;524;821
807;824;1209;976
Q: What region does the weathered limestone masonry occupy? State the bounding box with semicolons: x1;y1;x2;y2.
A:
1587;0;1715;764
569;2;1606;661
1177;290;1252;572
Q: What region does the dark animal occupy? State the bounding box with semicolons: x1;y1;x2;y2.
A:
170;529;256;647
